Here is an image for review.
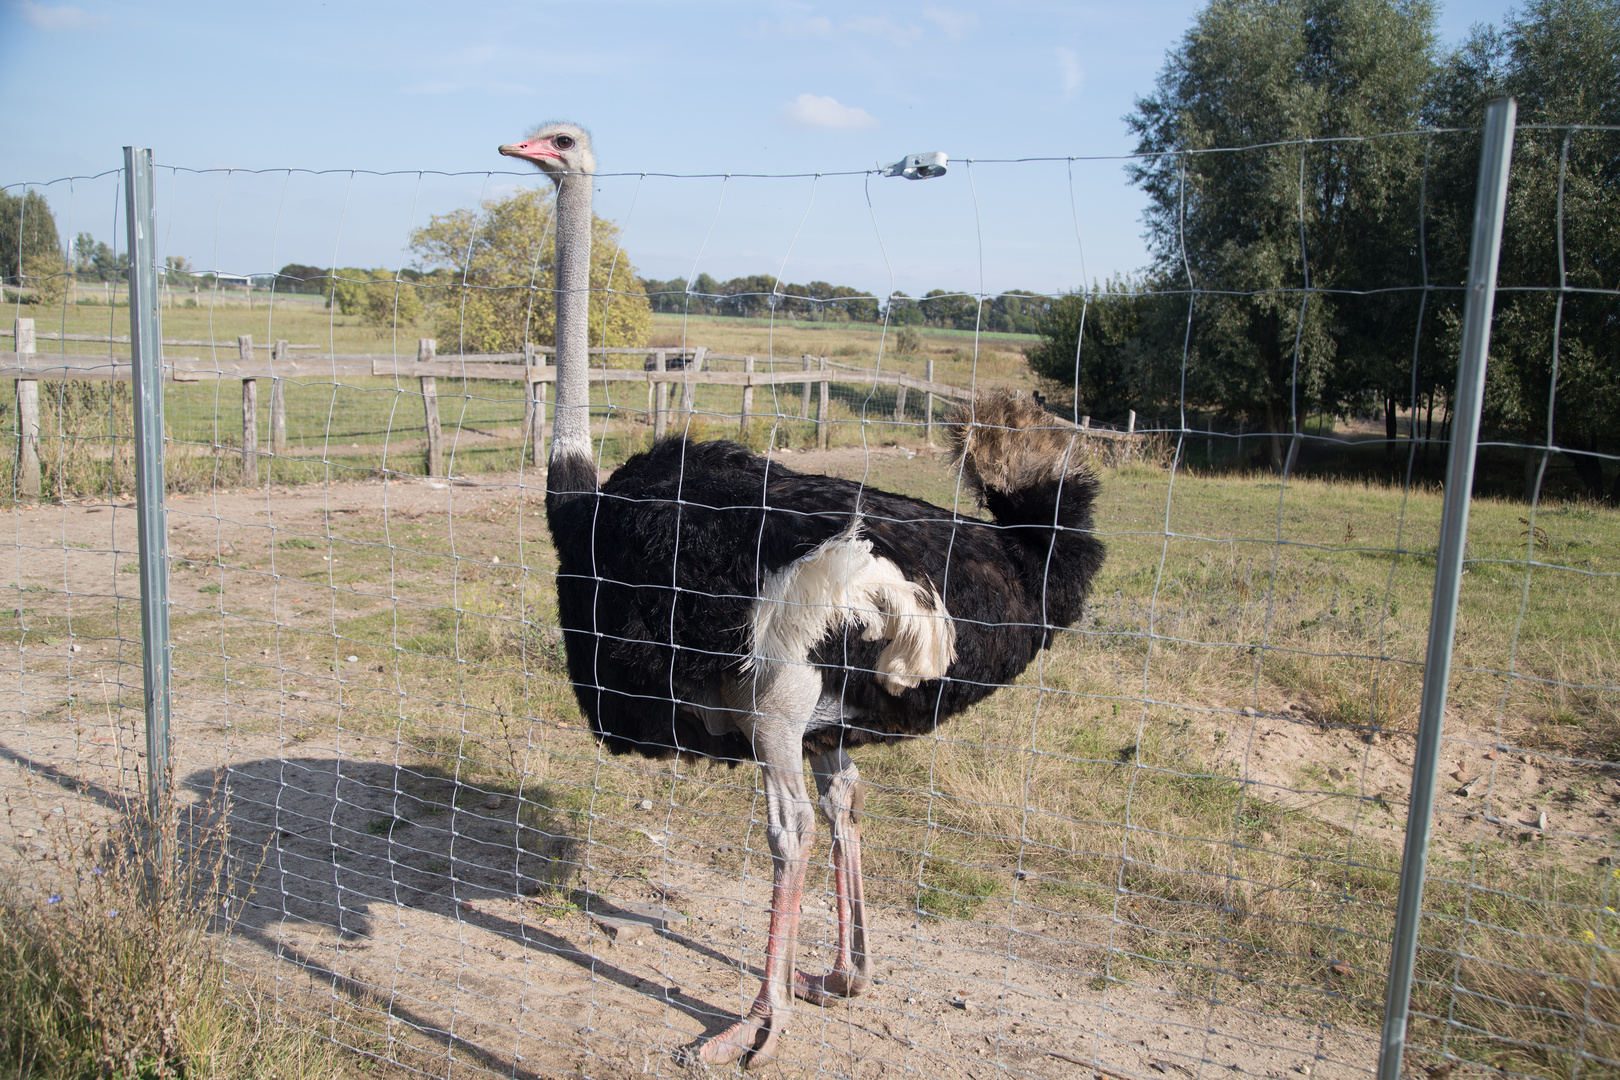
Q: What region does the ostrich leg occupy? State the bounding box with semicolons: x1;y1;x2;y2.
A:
796;747;872;1004
699;675;819;1068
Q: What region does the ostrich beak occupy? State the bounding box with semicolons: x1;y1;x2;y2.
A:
499;140;560;164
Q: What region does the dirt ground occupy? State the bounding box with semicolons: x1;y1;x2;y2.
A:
2;460;1613;1079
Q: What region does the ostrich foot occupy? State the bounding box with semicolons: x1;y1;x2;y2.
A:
793;968;871;1006
697;1011;780;1069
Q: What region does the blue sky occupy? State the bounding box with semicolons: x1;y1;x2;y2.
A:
2;0;1521;299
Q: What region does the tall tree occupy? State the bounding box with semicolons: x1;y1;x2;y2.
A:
1128;0;1438;469
411;188;651;353
1434;0;1620;498
1;190;65;304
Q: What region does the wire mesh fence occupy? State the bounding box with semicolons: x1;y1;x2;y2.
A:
2;114;1616;1080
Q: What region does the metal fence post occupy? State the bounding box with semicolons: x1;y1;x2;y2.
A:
124;146;171;826
1376;97;1516;1080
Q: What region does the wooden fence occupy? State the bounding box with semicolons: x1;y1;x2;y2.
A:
6;321;1133;493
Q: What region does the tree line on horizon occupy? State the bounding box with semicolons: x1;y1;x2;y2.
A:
264;265;1054;337
636;274;1050;335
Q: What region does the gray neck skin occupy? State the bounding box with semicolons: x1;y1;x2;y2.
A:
549;170;593;465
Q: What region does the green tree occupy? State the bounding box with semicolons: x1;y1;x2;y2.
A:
989;291;1046;334
885;293;925;326
71;234;126;283
1128;0;1438;469
1025;278;1178;422
918;289;978;329
1431;0;1620;498
275;263;331;295
163;255;197;290
412;188;651;353
1;190;64;303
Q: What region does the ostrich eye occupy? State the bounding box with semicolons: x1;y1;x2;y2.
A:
554;134;576;150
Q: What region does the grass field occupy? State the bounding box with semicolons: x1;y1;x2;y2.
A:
2;435;1616;1076
11;299;1037;373
3;297;1616;1077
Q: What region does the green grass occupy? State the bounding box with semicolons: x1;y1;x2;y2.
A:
3;427;1616;1076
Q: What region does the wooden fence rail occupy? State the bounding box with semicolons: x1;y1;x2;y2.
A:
8;328;1137;489
0;327;322;350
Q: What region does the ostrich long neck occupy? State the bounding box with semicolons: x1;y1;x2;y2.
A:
550;170;593;465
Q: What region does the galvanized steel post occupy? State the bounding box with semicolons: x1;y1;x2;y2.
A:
124;147;172;826
1376;98;1516;1080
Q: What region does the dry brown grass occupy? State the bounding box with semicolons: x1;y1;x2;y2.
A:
0;779;365;1079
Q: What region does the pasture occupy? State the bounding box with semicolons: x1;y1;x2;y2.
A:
2;428;1615;1077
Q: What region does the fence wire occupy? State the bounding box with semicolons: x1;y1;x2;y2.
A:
2;124;1616;1080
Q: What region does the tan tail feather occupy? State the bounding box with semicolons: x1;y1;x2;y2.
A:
945;390;1088;495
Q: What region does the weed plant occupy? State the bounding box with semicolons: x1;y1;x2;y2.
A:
0;780;350;1079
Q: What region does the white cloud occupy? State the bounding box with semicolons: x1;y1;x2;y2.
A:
780;94;879;131
923;7;976;39
12;0;101;30
1056;47;1084;101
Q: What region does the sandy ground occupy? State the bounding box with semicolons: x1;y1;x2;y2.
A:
3;463;1614;1079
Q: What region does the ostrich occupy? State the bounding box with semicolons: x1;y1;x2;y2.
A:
499;122;1105;1068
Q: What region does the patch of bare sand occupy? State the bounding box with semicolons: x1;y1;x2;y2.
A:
1201;698;1618;872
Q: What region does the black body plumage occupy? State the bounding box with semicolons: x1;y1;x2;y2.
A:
545;427;1104;764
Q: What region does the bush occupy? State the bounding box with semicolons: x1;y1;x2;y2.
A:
357;273;425;334
1025;278;1174;422
0;782;346;1079
20;251;68;308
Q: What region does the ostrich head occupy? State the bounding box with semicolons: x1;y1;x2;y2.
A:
498;122;596;184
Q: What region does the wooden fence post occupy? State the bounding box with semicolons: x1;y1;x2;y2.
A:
419;338;443;477
652;350;668;439
680;346;707;416
893;380;908;424
269;340;288;455
536;366;549;466
238;335;258;485
800;355;813;417
739;356;754;439
817;356;830;450
523;342;535;461
924;358;935;445
645;351;656;426
14;317;39;498
523;342;546;467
